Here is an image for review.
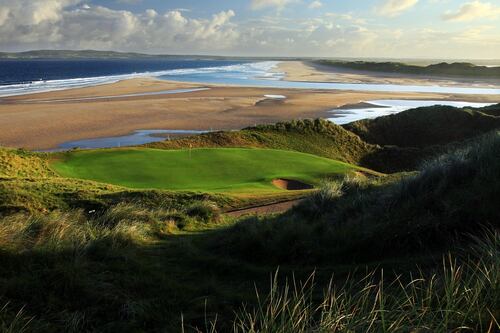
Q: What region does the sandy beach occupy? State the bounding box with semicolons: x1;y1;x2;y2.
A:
277;61;500;88
1;63;499;150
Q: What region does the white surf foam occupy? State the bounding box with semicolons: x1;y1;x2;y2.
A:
0;61;283;97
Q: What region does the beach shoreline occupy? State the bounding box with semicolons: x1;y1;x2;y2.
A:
277;61;500;89
1;62;499;150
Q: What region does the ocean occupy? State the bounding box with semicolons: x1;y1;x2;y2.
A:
0;59;268;97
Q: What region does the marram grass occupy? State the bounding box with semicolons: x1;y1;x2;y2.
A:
199;232;499;333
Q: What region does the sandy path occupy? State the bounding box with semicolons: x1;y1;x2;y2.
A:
225;199;303;218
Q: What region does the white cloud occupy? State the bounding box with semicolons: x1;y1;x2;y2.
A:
377;0;419;17
0;1;239;52
0;0;498;58
250;0;292;10
309;1;323;9
442;1;500;21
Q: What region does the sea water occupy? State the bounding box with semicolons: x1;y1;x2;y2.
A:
2;59;500;97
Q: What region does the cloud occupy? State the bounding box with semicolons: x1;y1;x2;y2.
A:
0;0;498;58
250;0;292;10
442;1;500;21
308;1;322;9
377;0;419;17
0;0;239;52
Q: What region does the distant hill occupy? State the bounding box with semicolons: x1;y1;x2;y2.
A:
0;49;302;61
317;60;500;78
0;49;220;60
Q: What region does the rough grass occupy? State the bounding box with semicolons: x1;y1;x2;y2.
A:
0;149;54;178
52;147;367;192
0;202;240;332
225;233;499;333
207;131;500;265
0;133;498;332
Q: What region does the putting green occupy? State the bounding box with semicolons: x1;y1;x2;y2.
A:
52;148;357;192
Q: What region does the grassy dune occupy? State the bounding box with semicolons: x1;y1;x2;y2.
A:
317;59;500;77
345;104;500;148
52;148;362;193
0;132;498;332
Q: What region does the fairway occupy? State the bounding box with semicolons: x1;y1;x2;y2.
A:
52;148;357;192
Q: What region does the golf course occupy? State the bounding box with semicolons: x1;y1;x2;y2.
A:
51;147;360;193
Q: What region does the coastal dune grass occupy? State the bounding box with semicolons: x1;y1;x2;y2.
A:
0;132;498;332
51;148;361;193
226;234;499;333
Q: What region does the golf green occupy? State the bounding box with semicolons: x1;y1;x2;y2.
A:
52;148;357;192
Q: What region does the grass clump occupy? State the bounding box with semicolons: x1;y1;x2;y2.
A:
226;232;499;332
186;201;221;223
0;149;54;178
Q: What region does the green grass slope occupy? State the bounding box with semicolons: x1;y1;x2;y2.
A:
344;104;500;148
0;147;240;215
52;148;362;193
147;119;377;166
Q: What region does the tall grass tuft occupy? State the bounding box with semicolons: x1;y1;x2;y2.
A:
226;231;500;333
0;302;32;333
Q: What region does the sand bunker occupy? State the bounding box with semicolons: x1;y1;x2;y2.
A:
272;178;314;190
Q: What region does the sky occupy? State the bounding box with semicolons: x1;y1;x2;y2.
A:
0;0;500;59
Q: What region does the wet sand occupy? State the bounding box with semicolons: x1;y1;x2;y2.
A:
1;70;499;150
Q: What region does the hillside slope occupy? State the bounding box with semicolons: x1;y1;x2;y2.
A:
209;131;500;265
344;104;500;148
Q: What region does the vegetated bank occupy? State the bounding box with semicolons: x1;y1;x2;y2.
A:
316;59;500;78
